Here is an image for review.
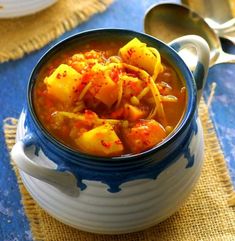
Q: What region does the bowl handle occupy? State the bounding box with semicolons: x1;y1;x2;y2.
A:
169;35;210;103
11;133;79;197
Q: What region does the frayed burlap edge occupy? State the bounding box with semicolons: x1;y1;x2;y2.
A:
2;99;235;240
0;0;114;63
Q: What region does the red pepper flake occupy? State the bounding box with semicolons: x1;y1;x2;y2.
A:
101;140;111;148
114;140;122;145
127;48;134;57
74;88;79;93
56;73;61;79
63;71;67;77
110;67;122;82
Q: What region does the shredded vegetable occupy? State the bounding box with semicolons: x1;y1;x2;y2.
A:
148;47;163;82
121;63;166;122
78;82;92;101
115;76;124;108
53;111;127;126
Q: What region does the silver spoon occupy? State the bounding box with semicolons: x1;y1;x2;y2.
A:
181;0;235;44
144;3;235;67
204;18;235;44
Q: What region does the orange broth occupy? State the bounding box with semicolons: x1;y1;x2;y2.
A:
33;39;186;157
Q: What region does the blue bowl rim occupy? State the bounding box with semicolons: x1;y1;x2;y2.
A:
27;28;197;162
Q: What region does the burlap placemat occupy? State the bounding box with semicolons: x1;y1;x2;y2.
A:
0;0;113;63
3;99;235;241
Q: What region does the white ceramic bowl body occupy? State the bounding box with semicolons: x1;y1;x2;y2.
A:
11;29;210;234
0;0;57;18
16;111;204;234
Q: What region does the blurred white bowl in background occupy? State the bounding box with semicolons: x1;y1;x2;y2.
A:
0;0;58;18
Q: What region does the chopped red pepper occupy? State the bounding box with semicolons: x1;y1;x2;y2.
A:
56;73;61;79
101;140;111;148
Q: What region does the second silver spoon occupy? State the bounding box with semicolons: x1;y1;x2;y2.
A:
144;3;235;67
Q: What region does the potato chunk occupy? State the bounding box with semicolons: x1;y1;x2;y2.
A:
122;76;143;98
119;38;158;75
44;64;81;103
123;104;146;121
89;65;118;107
124;120;166;153
76;123;124;156
94;76;118;107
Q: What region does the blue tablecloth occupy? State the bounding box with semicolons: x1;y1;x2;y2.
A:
0;0;234;240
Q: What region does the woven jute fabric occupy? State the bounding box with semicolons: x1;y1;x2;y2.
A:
3;99;235;241
0;0;113;63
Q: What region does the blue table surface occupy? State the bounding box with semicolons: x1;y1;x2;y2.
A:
0;0;234;240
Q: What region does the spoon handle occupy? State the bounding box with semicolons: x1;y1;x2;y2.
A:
205;18;235;32
219;33;235;45
215;50;235;65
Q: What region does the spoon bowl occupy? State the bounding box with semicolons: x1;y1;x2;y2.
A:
144;3;235;67
182;0;235;43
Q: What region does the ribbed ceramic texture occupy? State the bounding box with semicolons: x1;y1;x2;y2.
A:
0;0;57;18
16;112;204;234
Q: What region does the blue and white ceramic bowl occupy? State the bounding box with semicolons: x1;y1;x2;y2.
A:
11;29;209;234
